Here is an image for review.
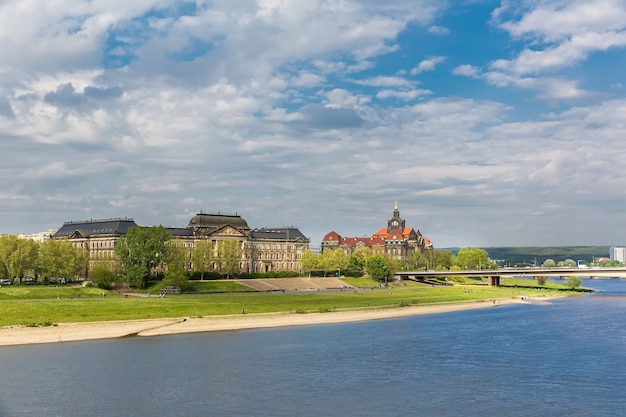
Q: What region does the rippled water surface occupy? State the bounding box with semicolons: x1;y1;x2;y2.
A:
1;279;625;417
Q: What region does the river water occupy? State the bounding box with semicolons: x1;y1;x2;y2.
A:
1;279;625;417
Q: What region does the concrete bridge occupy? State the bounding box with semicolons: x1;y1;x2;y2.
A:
396;267;626;286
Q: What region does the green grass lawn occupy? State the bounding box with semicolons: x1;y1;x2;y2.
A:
0;285;118;300
141;280;256;294
499;278;575;290
0;279;573;327
340;277;381;288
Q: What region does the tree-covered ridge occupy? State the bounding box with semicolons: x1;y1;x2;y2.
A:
446;246;611;265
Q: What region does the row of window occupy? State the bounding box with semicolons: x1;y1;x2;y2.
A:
69;237;307;270
73;238;306;252
254;252;301;260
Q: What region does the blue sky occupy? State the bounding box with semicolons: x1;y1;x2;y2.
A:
1;0;626;248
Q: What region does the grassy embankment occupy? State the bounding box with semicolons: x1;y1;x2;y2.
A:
0;278;578;327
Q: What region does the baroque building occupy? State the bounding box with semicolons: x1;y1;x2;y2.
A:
53;218;138;272
52;212;309;277
321;202;432;261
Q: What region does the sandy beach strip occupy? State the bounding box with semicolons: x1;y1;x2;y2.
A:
0;297;552;347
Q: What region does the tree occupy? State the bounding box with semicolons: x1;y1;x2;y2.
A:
0;235;19;282
566;276;582;290
0;235;39;283
542;259;556;268
407;250;428;270
163;240;189;288
382;253;401;278
348;247;373;272
300;249;320;277
39;239;88;282
365;254;390;282
326;248;348;276
115;226;171;288
455;247;493;270
216;239;242;278
90;264;116;289
347;254;362;272
191;240;214;280
433;249;455;270
319;250;332;276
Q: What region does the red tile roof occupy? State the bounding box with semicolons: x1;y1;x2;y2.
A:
322;227;432;247
323;231;341;241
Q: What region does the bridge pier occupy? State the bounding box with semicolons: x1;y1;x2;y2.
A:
487;276;500;287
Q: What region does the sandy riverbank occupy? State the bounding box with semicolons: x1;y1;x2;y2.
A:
0;296;558;347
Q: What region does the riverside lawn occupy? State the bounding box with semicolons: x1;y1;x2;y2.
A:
0;278;577;328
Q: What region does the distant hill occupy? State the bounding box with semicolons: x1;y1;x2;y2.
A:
443;246;610;266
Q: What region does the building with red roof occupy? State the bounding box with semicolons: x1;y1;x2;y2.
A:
321;202;432;261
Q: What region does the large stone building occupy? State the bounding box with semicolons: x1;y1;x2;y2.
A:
52;212;310;277
53;218;138;272
321;202;432;261
167;212;310;273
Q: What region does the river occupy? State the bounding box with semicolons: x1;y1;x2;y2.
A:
1;278;625;416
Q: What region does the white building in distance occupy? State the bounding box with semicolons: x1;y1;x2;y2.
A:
17;229;58;242
610;247;626;262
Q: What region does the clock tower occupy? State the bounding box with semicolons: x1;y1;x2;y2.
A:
387;201;405;233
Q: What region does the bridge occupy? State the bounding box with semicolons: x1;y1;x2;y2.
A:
396;267;626;286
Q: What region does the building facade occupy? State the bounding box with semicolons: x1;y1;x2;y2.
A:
52;218;138;272
52;212;309;277
610;247;626;263
321;202;432;262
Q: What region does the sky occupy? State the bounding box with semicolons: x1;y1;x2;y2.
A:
1;0;626;248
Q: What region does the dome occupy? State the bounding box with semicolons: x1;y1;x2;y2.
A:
187;212;250;230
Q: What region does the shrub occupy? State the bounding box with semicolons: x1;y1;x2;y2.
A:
189;271;223;280
566;276;582;289
90;265;116;290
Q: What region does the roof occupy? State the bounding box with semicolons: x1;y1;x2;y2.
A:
323;227;432;247
167;227;194;237
251;228;309;242
323;231;341;241
322;233;386;246
53;218;137;238
187;212;250;230
372;226;413;240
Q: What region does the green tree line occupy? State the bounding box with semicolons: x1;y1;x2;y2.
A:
0;234;88;284
300;246;496;283
477;246;609;266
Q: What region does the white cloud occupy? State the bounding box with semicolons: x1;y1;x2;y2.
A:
289;72;326;88
352;76;414;87
453;64;480;78
469;0;626;100
376;88;432;100
428;25;449;35
411;56;445;75
2;0;626;247
491;31;626;75
497;0;626;42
